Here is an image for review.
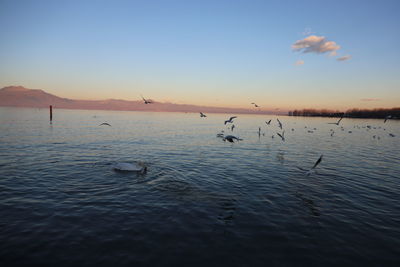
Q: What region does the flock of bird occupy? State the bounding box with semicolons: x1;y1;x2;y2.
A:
199;107;395;175
97;98;396;175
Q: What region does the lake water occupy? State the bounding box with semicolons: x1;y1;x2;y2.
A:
0;107;399;266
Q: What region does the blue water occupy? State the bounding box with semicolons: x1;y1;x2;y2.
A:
1;107;399;266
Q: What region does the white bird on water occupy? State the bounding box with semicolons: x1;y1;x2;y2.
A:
113;162;147;174
224;116;237;125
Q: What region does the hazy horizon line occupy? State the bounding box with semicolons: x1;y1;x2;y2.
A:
1;85;398;114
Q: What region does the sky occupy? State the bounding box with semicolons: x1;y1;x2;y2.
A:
1;0;399;111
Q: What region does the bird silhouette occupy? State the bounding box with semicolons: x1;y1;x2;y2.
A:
224;116;237;125
141;95;153;104
277;118;283;130
328;116;343;125
384;115;392;123
277;131;285;141
223;135;243;143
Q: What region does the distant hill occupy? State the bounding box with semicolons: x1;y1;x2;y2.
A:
0;86;279;115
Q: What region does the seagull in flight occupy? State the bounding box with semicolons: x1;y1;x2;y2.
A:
298;155;323;176
200;112;207;117
141;95;153;104
265;120;271;125
224;116;237;125
251;102;260;108
384;115;392;123
231;124;235;131
277;118;283;130
99;122;111;126
277;131;285;141
328;116;343;125
223;135;243;143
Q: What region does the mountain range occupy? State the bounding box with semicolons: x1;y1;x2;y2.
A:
0;86;280;115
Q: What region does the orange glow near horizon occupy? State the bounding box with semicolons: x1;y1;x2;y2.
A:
8;82;395;113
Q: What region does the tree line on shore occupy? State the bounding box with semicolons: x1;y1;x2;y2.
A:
288;107;400;119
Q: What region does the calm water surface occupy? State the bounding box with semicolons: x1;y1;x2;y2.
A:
1;107;399;266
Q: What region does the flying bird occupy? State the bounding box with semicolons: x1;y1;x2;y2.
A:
258;127;261;137
99;122;111;126
265;120;271;125
224;116;237;125
298;155;323;176
384;115;392;123
328;116;343;125
277;118;283;130
231;124;235;131
277;131;285;141
200;112;207;117
308;155;323;175
251;102;260;108
223;135;243;143
141;95;153;104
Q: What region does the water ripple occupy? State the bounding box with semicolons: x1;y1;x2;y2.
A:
1;108;400;266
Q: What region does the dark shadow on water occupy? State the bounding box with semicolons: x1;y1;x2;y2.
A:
295;191;321;217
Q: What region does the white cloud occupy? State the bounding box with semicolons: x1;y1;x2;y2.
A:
292;35;341;55
337;55;352;61
294;60;304;66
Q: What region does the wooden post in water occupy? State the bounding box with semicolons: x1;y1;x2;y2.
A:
50;105;53;122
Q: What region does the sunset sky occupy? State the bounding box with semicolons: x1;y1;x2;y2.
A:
1;0;399;111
